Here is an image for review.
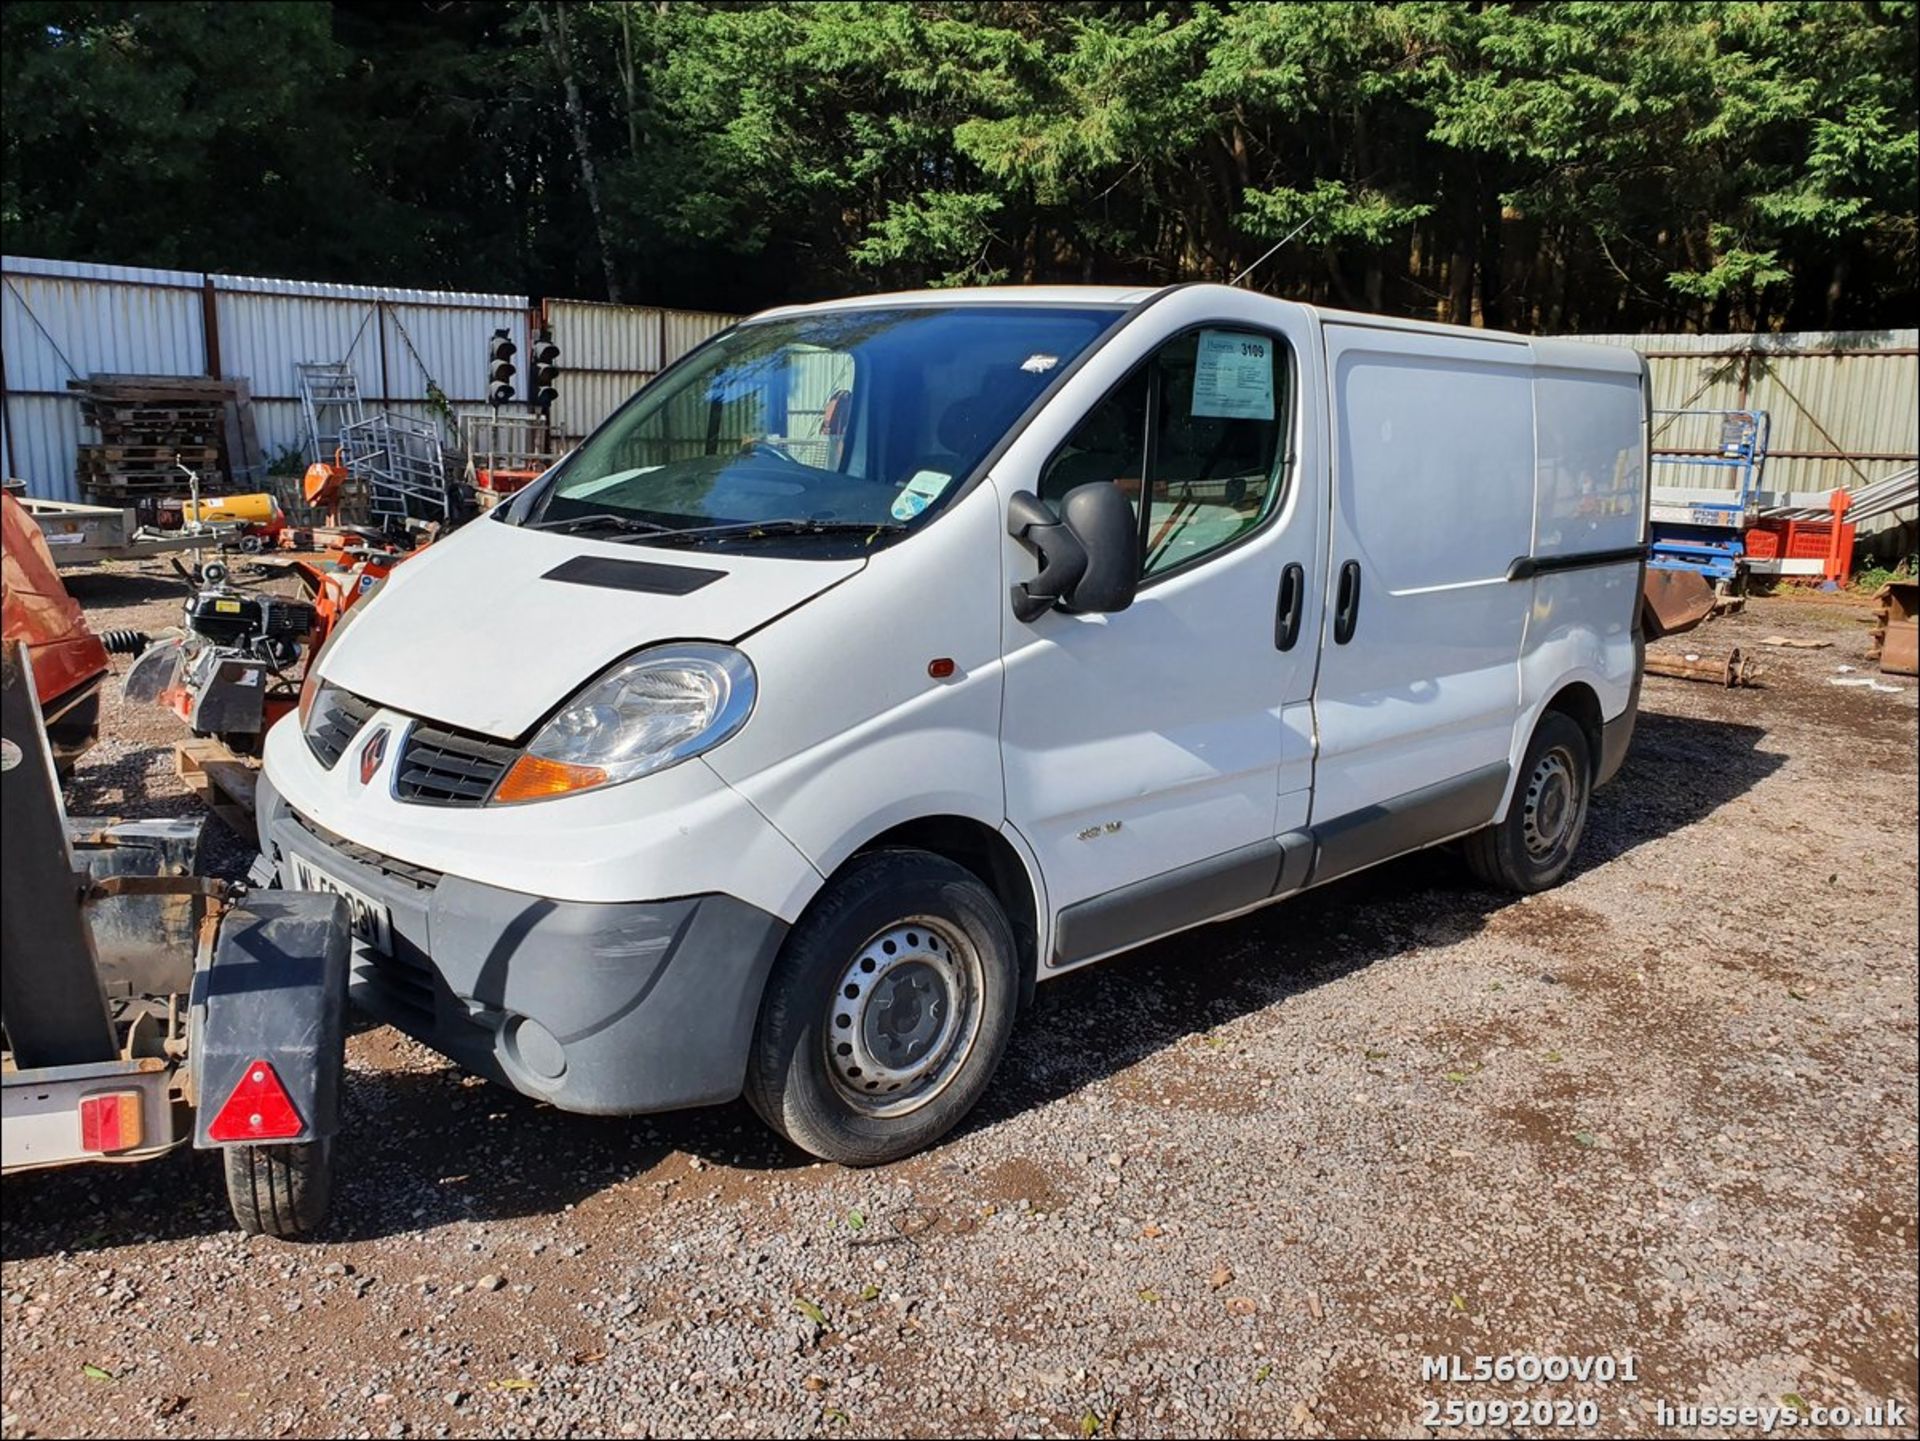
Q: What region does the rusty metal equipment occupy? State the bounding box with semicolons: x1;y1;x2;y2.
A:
1641;568;1717;640
1643;646;1763;687
1870;580;1919;676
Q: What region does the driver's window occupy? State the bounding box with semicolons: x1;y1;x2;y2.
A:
1039;327;1290;579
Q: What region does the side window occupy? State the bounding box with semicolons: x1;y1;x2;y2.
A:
1039;328;1289;578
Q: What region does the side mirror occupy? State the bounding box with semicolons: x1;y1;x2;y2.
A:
1007;483;1140;622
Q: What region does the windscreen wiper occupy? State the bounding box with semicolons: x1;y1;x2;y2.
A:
633;518;909;546
522;512;673;536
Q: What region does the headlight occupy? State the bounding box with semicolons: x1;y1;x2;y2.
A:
491;644;756;804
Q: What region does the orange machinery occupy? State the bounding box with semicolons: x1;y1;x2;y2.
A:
0;491;112;770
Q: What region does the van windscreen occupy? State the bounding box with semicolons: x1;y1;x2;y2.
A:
525;305;1126;552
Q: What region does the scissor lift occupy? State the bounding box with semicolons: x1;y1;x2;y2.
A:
1647;409;1770;583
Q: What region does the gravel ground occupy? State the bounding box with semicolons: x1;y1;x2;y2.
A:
3;568;1916;1440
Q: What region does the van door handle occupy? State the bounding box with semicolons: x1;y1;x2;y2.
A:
1274;562;1305;651
1333;560;1362;644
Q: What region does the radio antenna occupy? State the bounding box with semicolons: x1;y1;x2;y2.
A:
1228;217;1315;288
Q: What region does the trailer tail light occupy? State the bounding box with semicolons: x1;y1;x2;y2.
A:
207;1059;304;1143
79;1091;144;1153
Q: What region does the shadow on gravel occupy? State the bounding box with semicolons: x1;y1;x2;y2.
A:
0;713;1783;1256
960;708;1784;1139
58;566;192;606
62;741;189;818
1581;710;1783;868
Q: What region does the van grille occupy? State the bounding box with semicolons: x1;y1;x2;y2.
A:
305;689;377;768
394;722;518;806
290;810;443;890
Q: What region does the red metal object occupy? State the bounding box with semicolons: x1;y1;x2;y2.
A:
1;491;111;765
1775;518;1856;563
473;468;542;497
1743;522;1784;560
206;1058;304;1142
1823;488;1853;583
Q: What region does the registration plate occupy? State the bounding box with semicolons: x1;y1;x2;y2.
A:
285;853;392;954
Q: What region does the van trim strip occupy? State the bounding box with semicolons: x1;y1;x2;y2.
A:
1051;832;1309;968
1506;545;1648;582
1049;762;1510;966
1304;761;1511;888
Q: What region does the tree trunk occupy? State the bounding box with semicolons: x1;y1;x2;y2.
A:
1447;175;1477;325
1478;188;1505;329
1824;253;1848;328
616;5;642;161
537;2;624;303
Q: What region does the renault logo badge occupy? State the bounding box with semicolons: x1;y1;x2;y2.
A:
359;725;390;786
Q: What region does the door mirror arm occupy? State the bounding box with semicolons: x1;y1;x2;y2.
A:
1007;484;1140;621
1006;491;1088;621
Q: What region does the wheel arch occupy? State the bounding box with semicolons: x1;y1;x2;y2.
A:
1495;677;1608;821
1542;680;1605;779
850;815;1042;1012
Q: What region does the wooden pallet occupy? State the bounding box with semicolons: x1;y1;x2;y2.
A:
69;375;239;402
80;448;219;461
174;738;259;837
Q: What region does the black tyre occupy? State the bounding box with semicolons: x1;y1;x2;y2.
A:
223;1139;334;1238
1463;712;1592;894
745;849;1020;1166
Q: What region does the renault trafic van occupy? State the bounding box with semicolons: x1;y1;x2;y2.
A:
257;284;1649;1164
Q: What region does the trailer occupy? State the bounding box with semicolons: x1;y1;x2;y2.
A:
1;641;351;1237
10;494;248;566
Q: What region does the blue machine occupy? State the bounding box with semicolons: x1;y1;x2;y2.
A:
1647;409;1770;582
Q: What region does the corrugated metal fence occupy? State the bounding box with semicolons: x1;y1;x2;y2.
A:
1;255;740;502
1577;328;1918;502
545;298;735;447
6;254;1913;512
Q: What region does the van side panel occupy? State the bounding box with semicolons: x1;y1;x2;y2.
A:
706;479;1011;887
1308;325;1535;843
1501;356;1649;811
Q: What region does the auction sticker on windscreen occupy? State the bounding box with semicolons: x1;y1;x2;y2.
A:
1192;328;1275;419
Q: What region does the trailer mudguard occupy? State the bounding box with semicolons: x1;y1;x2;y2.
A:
191;892;351;1148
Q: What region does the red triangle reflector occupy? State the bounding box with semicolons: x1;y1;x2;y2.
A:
207;1058;305;1143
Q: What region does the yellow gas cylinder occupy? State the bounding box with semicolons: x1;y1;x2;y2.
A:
181;492;280;526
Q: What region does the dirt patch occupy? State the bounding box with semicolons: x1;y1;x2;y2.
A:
1484;895;1612;950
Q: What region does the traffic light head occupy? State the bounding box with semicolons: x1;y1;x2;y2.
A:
531;328;560;410
487;328;517;405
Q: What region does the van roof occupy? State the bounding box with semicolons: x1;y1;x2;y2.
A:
748;283;1644;375
751;285;1161;320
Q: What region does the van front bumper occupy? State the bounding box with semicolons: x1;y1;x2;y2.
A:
256;774;788;1116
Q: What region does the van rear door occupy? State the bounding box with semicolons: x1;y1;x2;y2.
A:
1307;322;1536;882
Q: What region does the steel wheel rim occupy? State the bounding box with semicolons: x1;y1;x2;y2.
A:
825;917;982;1118
1522;745;1581;858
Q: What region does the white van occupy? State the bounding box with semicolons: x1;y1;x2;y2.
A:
258;284;1649;1164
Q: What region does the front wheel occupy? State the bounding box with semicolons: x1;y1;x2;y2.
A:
1463;711;1592;894
745;849;1020;1166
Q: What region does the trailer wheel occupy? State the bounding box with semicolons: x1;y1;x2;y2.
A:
223;1139;334;1238
745;849;1020;1166
1464;711;1592;894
